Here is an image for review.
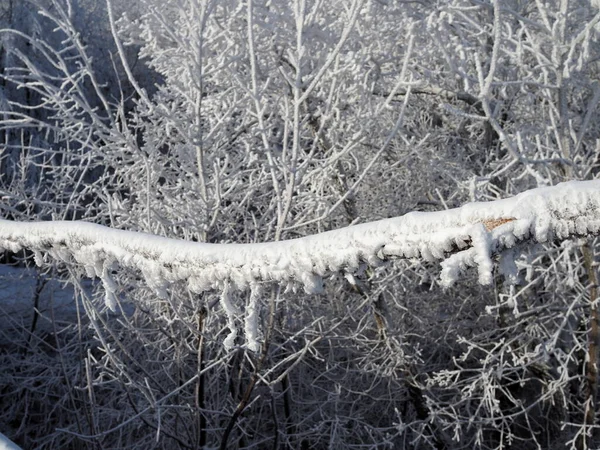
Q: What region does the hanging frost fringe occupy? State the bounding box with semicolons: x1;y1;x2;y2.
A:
33;250;44;267
471;224;493;285
101;264;119;312
1;180;600;311
220;283;239;350
244;285;262;353
440;251;469;287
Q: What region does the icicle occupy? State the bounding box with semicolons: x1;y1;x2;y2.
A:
220;283;239;350
507;284;519;317
244;285;262;353
471;224;493;285
101;264;119;312
104;290;118;313
33;250;44;267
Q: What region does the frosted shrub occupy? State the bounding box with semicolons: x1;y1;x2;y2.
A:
1;0;600;449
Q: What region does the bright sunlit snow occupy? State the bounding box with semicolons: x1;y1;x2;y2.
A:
0;181;598;305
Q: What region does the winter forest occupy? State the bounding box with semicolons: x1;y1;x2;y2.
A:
2;0;600;449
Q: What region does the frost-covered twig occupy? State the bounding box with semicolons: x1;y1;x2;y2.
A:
0;181;599;304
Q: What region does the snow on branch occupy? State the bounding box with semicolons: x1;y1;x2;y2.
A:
0;181;599;302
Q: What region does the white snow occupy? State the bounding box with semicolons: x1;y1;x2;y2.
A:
219;283;239;350
244;285;262;353
0;180;599;348
0;181;598;293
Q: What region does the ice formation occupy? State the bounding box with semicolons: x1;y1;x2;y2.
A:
0;180;599;347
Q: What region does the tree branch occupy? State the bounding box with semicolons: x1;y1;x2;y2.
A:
0;181;599;299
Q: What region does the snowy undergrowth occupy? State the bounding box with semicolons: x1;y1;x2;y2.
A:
0;180;599;349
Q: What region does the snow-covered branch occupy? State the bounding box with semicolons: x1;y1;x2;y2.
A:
0;181;599;303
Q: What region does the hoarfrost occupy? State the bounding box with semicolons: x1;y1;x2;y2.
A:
220;283;238;350
1;180;599;346
244;285;262;353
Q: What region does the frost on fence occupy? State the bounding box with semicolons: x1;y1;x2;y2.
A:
0;180;599;347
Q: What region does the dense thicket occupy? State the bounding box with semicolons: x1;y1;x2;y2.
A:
1;0;600;449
